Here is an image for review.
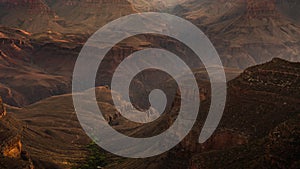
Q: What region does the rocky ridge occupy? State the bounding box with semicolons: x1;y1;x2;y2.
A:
104;58;300;169
0;97;34;169
174;0;300;69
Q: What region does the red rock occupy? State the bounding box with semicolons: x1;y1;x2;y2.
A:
246;0;279;19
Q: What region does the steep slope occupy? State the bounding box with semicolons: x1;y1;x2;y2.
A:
128;0;189;11
0;0;64;33
173;0;246;26
174;0;300;25
276;0;300;24
210;12;300;69
107;58;300;168
174;0;300;69
8;58;300;169
11;94;91;168
45;0;138;34
0;27;71;106
0;97;34;169
0;0;138;34
190;114;300;169
11;86;155;168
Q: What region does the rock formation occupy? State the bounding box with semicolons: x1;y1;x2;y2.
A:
246;0;278;19
175;0;300;69
0;0;51;14
0;97;34;168
0;27;71;107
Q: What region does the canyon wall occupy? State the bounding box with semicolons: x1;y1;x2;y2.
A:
246;0;278;19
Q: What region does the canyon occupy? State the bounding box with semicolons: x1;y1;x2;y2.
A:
175;0;300;69
0;0;299;107
0;1;299;168
0;0;138;34
0;58;297;168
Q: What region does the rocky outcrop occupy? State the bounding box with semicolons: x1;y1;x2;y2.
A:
1;136;22;159
4;58;298;169
0;97;34;168
246;0;278;19
189;114;300;169
233;58;300;99
160;58;300;169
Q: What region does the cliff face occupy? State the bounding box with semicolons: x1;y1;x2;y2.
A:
0;0;51;14
210;0;300;69
174;0;300;69
276;0;300;24
0;0;138;33
1;136;22;159
128;0;189;11
190;114;300;169
0;27;71;107
103;58;300;169
0;97;34;169
2;58;297;169
0;0;63;33
232;58;300;98
46;0;138;34
246;0;278;19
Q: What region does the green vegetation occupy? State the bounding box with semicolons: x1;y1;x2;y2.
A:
77;142;107;169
